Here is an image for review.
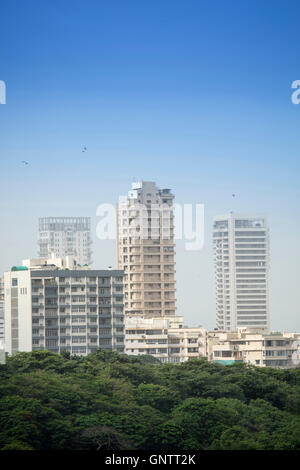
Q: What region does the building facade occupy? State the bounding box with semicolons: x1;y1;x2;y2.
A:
283;332;300;367
38;217;92;266
0;339;4;365
117;181;176;317
4;256;125;356
125;315;206;363
207;329;296;368
0;277;4;342
213;213;270;331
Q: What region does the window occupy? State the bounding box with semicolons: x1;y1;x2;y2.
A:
12;278;18;286
72;296;86;302
99;328;111;335
72;326;86;333
101;338;111;345
72;336;86;343
45;328;58;336
72;316;86;323
46;339;58;347
72;306;86;312
72;346;86;354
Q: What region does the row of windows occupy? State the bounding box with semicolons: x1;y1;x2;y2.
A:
236;290;266;294
235;231;266;236
237;311;267;315
235;250;266;254
235;244;266;248
263;350;290;357
237;305;267;310
237;316;267;320
236;262;266;266
236;273;266;278
235;238;266;242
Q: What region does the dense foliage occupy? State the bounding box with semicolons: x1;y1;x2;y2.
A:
0;350;299;450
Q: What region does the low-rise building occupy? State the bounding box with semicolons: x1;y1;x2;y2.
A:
4;255;125;356
283;332;300;367
0;339;5;364
125;315;206;363
207;329;297;368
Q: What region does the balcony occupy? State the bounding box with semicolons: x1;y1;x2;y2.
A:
144;267;161;273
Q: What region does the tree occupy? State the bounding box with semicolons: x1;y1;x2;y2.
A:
71;425;134;451
137;383;179;412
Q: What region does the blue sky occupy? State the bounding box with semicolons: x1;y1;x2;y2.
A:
0;0;299;330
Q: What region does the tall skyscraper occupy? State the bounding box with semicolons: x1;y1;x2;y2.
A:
213;213;270;331
4;255;125;356
117;181;176;317
38;217;92;266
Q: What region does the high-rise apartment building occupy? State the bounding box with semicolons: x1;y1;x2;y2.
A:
117;181;176;317
38;217;92;266
213;213;270;331
4;255;125;356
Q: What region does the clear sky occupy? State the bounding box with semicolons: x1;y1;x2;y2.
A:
0;0;299;331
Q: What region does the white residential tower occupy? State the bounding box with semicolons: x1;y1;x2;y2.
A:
213;213;270;331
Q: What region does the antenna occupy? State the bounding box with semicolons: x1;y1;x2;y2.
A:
230;193;237;214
